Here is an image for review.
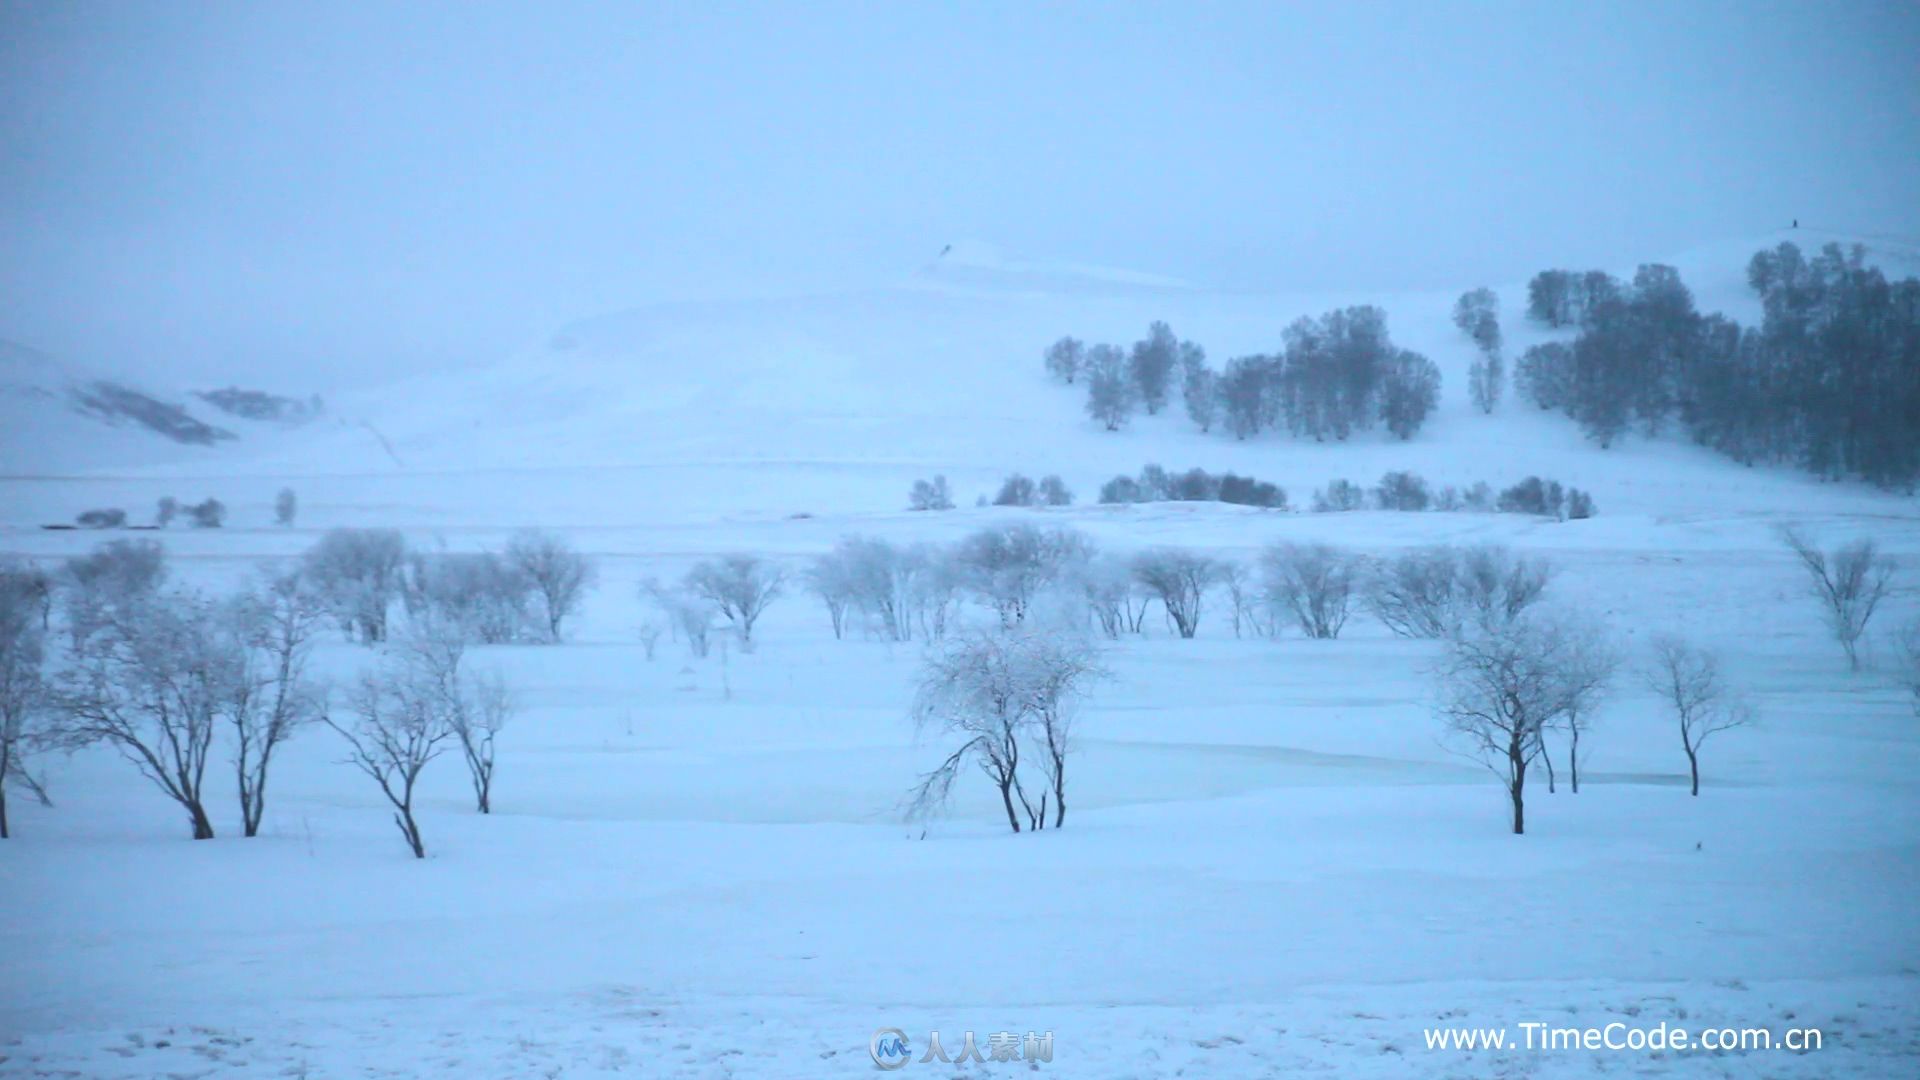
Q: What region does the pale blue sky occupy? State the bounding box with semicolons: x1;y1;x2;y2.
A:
2;1;1916;384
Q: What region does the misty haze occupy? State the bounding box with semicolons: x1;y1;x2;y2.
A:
1;2;1917;1077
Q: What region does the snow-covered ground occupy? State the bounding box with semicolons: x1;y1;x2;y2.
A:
2;232;1918;1077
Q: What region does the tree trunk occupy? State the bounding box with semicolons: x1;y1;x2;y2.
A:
1;783;9;839
1568;728;1580;794
1508;738;1527;835
188;799;215;840
996;779;1022;833
1686;747;1700;796
395;807;426;857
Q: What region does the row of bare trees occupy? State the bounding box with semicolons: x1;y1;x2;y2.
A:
0;541;517;855
304;527;596;646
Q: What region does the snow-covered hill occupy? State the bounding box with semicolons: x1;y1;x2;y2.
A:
1;228;1913;533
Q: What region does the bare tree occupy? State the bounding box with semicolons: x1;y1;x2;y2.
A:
952;524;1093;627
908;475;954;512
274;487;298;527
1781;528;1896;670
1131;548;1219;639
61;539;167;649
304;528;407;644
684;555;785;646
223;569;327;836
805;551;856;640
0;588;53;838
328;667;451;858
155;496;178;528
1083;344;1136;431
1435;612;1598;834
906;630;1103;832
1078;556;1131;640
400;551;535;645
1262;543;1356;639
1454;545;1554;630
1644;637;1753;796
1;556;53;634
1043;335;1085;384
54;594;227;838
505;530;598;642
637;619;662;660
399;631;510;814
1541;622;1618;794
1898;619;1920;719
643;578;716;657
1366;547;1460;638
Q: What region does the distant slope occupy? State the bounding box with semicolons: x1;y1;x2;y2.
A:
4;230;1913;531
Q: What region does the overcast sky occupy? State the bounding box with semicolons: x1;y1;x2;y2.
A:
2;0;1917;387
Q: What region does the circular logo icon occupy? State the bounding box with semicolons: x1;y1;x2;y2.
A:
870;1027;912;1070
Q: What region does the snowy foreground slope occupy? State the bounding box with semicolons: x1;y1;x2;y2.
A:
2;232;1918;1077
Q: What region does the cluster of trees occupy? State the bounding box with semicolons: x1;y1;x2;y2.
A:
69;490;305;532
0;539;526;854
1520;244;1920;487
1097;464;1287;509
1307;472;1595;519
1046;310;1441;442
642;554;787;657
1454;287;1504;414
992;473;1073;508
304;528;596;647
908;476;955;512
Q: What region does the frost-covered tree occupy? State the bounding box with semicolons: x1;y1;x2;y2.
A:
1453;287;1502;355
274;488;298;527
1644;637;1752;796
1043;336;1086;384
1516;343;1573;411
400;551;535;645
1130;548;1219;639
908;475;955;511
0;586;52;838
505;530;597;642
328;663;453;858
1780;529;1895;671
952;524;1092;627
1129;321;1178;415
52;593;229;839
304;528;407;644
1262;543;1356;639
155;496;178;528
906;629;1104;832
1217;356;1272;440
1084;344;1137;431
397;629;511;814
1453;545;1555;631
1468;356;1503;415
223;569;327;836
1378;350;1441;440
643;578;717;657
1365;547;1460;639
993;473;1038;507
1036;475;1073;507
61;539;167;650
684;555;785;646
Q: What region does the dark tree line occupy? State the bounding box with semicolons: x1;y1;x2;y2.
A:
1048;308;1439;443
1518;243;1920;487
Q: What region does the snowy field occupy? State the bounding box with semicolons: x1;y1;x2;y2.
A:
3;235;1919;1078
